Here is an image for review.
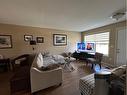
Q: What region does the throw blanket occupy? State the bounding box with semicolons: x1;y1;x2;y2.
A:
79;74;95;95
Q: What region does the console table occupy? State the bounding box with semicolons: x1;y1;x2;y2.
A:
72;52;94;60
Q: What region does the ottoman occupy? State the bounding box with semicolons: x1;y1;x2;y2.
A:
79;74;95;95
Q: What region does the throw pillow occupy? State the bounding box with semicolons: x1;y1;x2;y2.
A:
52;55;65;64
36;53;44;68
41;52;50;58
40;64;60;71
111;65;126;77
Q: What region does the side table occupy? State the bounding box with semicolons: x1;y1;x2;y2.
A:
94;70;111;95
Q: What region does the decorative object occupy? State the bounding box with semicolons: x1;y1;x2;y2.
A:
30;40;36;50
0;35;12;49
53;34;67;46
24;35;33;42
30;40;36;45
36;37;44;43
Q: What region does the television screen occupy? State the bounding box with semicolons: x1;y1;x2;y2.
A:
77;43;85;51
86;42;95;52
77;42;95;52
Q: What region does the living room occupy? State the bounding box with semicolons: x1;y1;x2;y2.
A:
0;0;126;95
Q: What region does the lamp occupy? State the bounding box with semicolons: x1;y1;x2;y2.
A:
30;40;36;50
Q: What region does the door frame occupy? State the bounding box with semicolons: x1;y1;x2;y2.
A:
114;26;126;66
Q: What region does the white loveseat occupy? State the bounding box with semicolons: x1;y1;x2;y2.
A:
30;54;62;93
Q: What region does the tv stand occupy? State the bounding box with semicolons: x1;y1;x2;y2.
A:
72;51;94;61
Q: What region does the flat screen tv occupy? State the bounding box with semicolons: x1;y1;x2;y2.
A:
77;42;95;52
77;43;85;51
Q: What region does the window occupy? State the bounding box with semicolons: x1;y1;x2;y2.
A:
84;32;109;55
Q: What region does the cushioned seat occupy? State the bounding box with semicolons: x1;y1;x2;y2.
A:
79;74;95;95
86;52;103;69
30;53;62;93
10;54;35;94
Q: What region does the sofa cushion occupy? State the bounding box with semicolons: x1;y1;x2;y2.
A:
36;53;44;68
41;52;51;58
111;65;126;77
40;64;60;71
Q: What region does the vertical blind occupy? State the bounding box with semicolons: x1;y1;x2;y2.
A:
84;32;109;55
84;32;109;42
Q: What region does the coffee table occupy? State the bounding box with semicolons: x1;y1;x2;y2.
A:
63;57;74;71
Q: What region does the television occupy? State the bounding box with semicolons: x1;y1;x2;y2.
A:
85;42;95;52
77;42;95;52
77;43;85;51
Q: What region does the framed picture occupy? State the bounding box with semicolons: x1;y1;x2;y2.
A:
53;34;67;46
0;35;12;49
24;35;33;42
36;37;44;43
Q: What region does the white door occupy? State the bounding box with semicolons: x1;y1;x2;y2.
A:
116;27;126;66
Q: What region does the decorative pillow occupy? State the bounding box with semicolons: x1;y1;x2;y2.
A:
40;64;60;71
36;53;44;68
41;52;50;58
52;55;65;64
111;65;126;77
43;57;57;66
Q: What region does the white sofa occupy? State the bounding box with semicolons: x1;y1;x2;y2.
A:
30;54;62;93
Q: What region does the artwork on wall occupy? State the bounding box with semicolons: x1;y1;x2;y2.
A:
36;37;44;43
53;34;67;46
24;35;33;42
0;35;12;49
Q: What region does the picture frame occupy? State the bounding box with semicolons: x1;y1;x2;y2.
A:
36;37;44;43
0;35;12;49
24;35;33;42
53;34;67;46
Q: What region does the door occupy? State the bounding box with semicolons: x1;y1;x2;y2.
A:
116;27;126;66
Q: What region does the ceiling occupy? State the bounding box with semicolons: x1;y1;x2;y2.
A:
0;0;126;32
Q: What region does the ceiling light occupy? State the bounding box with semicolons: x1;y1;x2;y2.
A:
110;11;126;20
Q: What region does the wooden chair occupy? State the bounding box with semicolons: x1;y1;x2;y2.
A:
86;52;103;69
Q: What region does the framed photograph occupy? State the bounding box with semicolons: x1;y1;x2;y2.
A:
53;34;67;46
24;35;33;42
36;37;44;43
0;35;12;49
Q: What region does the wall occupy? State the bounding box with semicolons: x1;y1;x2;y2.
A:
81;21;126;67
0;23;81;58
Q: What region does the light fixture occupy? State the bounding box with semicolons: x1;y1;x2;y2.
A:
110;10;126;20
30;40;36;50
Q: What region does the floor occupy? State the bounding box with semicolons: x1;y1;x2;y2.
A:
0;60;93;95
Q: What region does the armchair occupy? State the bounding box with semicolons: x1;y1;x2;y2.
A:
11;54;30;71
30;54;62;93
86;52;103;69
